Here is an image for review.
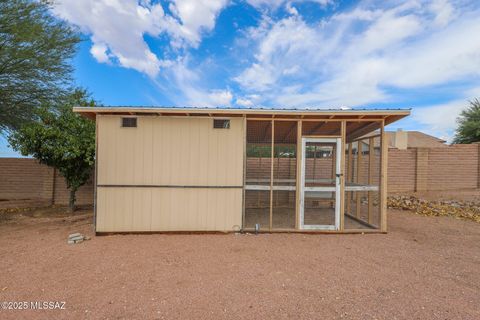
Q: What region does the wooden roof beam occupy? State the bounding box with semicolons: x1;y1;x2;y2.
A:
262;121;272;142
347;122;381;142
307;121;327;135
282;121;298;142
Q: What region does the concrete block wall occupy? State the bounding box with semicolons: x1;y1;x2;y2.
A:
0;158;54;201
1;143;479;208
426;144;479;191
52;170;94;205
246;144;480;194
388;144;480;193
0;158;93;206
387;149;417;192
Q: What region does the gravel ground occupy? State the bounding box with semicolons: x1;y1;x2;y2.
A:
0;208;479;320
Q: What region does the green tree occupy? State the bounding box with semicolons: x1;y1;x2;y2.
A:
0;0;80;132
453;99;480;144
9;89;95;212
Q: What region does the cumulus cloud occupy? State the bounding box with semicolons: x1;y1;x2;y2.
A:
429;0;455;27
235;0;480;110
236;98;254;107
52;0;228;77
169;0;229;45
89;43;111;64
411;100;465;142
246;0;332;10
51;0;480;139
155;59;234;107
412;85;480;141
207;90;234;106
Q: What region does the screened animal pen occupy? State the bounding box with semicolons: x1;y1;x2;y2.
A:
244;118;390;232
75;106;409;234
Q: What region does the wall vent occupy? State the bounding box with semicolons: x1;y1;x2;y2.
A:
213;119;230;129
121;117;137;128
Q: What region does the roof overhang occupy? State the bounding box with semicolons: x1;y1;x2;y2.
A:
73;106;410;126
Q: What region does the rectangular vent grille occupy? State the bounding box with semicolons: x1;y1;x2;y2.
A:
122;117;137;128
213;119;230;129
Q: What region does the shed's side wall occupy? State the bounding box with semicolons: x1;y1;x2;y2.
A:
96;116;244;232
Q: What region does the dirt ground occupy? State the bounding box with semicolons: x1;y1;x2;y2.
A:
0;206;479;320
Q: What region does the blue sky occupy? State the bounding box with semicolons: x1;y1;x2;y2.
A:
2;0;480;157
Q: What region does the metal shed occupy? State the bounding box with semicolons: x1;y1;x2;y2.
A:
74;106;410;233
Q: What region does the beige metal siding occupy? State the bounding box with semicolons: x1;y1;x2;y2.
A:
96;116;244;232
97;116;243;186
96;187;242;232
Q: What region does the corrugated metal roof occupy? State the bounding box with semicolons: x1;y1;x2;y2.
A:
87;105;411;111
73;106;411;127
74;106;411;129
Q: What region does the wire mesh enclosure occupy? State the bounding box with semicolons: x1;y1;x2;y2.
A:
245;120;272;229
344;122;382;230
244;118;387;232
77;105;407;233
245;120;298;230
272;121;297;229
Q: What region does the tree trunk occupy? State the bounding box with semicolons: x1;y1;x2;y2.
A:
68;189;76;213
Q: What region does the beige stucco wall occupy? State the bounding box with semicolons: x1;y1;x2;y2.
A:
96;115;244;232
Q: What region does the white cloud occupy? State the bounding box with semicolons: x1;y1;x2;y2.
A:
234;16;322;91
51;0;480;140
412;100;465;142
429;0;455;27
208;89;233;106
411;85;480;141
235;94;262;107
156;59;234;107
169;0;229;45
236;98;254;107
235;0;480;109
89;43;111;64
52;0;228;77
285;3;299;16
247;0;332;10
246;0;284;8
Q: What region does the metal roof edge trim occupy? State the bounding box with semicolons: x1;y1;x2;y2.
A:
73;106;411;115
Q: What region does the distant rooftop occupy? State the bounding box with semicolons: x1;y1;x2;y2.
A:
387;130;447;149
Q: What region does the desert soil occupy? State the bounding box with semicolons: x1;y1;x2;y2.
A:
0;207;479;320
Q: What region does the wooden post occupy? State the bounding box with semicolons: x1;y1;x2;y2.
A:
331;147;336;208
368;137;374;224
380;120;388;232
242;116;247;229
295;120;302;230
356;139;363;219
275;157;279;208
340;121;346;231
257;157;261;207
346;143;352;215
332;147;336;180
93;115;100;232
269;120;274;231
